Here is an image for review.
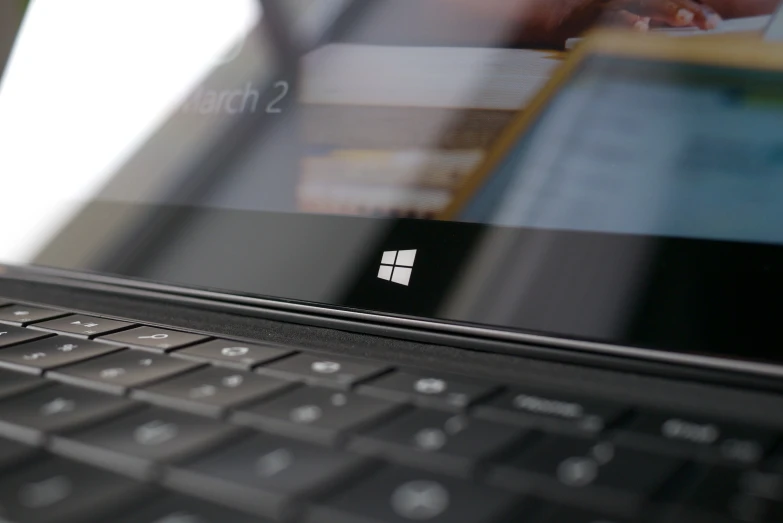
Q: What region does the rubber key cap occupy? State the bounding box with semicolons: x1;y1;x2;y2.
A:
0;383;136;444
0;454;148;523
52;407;239;479
111;493;268;523
0;336;123;374
309;465;522;523
473;388;627;435
0;324;50;348
134;367;293;418
0;305;67;326
98;326;209;352
487;435;684;517
350;409;526;477
615;410;777;466
167;432;370;519
49;350;204;394
31;315;135;338
358;372;498;410
258;353;390;389
175;339;293;369
234;386;403;444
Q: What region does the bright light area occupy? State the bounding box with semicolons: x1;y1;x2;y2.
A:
0;0;261;263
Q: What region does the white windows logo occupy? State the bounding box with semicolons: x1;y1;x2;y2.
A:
377;250;417;286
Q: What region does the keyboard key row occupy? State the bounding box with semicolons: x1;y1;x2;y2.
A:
0;378;779;522
2;321;781;475
0;336;123;374
5;438;783;523
2;329;779;474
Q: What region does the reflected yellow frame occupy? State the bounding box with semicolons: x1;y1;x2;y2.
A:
439;29;783;220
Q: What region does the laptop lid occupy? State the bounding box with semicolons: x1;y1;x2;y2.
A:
2;0;783;376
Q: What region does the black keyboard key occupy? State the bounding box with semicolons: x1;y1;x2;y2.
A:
487;435;684;516
167;433;369;518
31;315;135;338
0;299;10;307
0;367;45;398
0;455;147;523
0;305;67;326
52;407;239;479
258;353;390;389
112;493;265;523
0;324;50;348
311;466;520;523
0;336;123;374
50;350;204;394
358;372;497;410
616;411;777;466
0;384;136;444
134;367;293;417
540;506;637;522
662;466;783;523
350;409;525;477
234;386;403;444
175;339;293;369
474;389;627;435
99;326;209;352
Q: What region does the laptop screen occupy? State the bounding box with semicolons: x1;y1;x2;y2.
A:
2;0;783;363
463;57;783;246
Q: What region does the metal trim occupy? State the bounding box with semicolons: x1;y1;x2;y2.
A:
3;263;783;380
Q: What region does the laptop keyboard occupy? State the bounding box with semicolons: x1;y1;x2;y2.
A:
0;301;781;522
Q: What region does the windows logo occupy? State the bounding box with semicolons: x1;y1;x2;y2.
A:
377;250;417;286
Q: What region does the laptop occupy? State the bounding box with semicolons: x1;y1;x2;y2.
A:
1;1;783;522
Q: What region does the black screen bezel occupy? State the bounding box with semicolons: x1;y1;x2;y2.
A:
26;199;783;368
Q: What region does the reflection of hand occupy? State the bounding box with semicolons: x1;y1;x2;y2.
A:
602;9;651;31
605;0;723;30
